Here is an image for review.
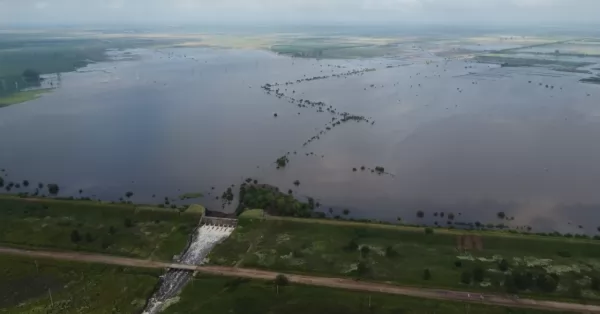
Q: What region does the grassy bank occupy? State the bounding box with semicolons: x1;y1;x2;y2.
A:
0;89;52;108
208;213;600;302
0;255;160;313
164;275;569;314
0;196;202;260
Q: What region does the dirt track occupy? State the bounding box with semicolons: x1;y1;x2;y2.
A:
1;246;599;313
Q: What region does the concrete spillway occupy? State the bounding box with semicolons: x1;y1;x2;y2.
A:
143;223;234;314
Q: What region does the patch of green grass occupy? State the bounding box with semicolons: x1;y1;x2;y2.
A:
0;89;52;108
0;255;160;313
239;209;265;219
185;204;206;215
164;275;566;314
0;196;201;260
209;218;600;302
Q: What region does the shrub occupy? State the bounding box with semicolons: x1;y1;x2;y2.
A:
536;274;558;292
385;246;397;257
124;218;133;228
356;261;369;276
591;277;600;291
423;269;431;280
498;259;509;271
454;260;462;268
360;245;370;257
344;239;359;251
424;227;434;234
274;274;289;286
557;251;571;258
47;184;60;195
461;270;472;284
504;274;518;293
473;266;485;282
70;230;81;243
85;232;94;243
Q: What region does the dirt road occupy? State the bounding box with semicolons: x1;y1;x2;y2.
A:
1;246;599;313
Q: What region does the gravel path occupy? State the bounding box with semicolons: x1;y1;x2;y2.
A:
1;246;599;313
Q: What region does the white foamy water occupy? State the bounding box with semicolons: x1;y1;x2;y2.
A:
143;224;234;314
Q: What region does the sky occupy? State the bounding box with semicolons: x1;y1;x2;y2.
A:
0;0;598;26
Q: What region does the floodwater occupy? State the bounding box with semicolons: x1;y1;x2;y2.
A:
1;47;599;233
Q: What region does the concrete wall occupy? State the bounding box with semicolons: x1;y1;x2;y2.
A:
202;216;238;227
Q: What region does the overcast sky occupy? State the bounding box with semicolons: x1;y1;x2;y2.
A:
0;0;598;26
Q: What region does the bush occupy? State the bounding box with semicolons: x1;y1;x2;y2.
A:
423;269;431;280
344;239;359;251
504;274;518;293
557;251;571;258
85;232;94;242
454;260;462;268
591;277;600;291
461;270;472;284
385;246;397;257
274;274;289;286
536;274;558;292
70;230;81;243
356;261;369;277
513;271;534;290
360;245;370;257
498;259;509;271
424;227;434;234
473;266;485;282
124;218;133;228
47;184;60;195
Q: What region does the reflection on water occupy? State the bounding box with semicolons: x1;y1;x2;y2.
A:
0;48;599;233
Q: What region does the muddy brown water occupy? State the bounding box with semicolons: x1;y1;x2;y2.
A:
0;47;599;233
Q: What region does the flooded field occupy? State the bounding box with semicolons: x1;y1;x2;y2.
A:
1;42;599;233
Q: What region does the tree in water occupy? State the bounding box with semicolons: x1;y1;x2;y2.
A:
47;184;59;195
22;69;41;82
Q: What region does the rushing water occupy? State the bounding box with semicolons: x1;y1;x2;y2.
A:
143;223;234;314
1;47;600;233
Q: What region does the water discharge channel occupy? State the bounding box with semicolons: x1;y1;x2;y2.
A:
143;222;235;314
